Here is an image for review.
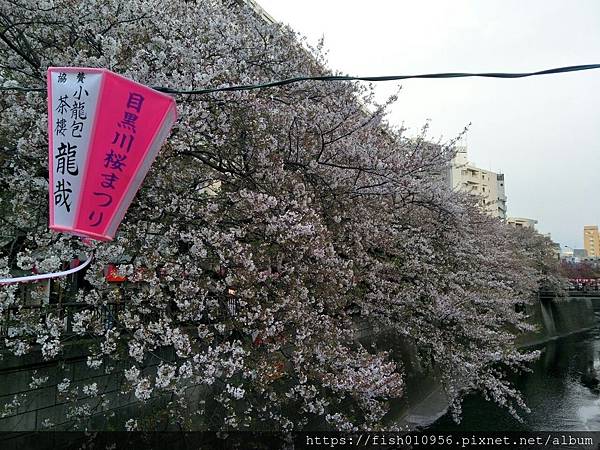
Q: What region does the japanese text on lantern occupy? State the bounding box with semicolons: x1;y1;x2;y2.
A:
87;92;145;228
52;71;89;213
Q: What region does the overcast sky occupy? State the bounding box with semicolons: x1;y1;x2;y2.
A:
259;0;600;248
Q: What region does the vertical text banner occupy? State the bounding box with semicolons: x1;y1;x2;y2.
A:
47;68;177;241
48;69;101;229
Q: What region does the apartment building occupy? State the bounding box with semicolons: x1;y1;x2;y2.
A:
239;0;276;23
446;147;507;219
584;225;600;257
507;217;537;230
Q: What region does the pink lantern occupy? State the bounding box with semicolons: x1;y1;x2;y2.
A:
47;67;177;241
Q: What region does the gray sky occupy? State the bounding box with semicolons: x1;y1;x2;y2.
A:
258;0;600;248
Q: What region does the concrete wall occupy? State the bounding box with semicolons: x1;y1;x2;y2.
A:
0;343;177;431
516;296;596;347
1;297;596;431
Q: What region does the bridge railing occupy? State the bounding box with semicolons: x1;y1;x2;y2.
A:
567;278;600;292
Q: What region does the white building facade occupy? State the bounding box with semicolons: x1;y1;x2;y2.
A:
446;147;507;219
507;217;538;230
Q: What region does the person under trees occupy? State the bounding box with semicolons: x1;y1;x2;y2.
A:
0;0;561;431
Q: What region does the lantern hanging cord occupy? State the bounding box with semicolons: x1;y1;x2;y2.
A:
0;254;93;285
0;63;599;95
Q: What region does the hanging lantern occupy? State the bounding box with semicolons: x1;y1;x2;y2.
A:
47;67;177;241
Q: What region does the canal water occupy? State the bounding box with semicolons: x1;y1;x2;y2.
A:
430;301;600;431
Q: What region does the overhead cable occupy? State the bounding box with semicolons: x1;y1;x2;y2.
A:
0;63;598;95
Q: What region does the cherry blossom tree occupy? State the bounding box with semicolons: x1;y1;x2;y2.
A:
0;0;559;431
560;261;600;280
509;227;565;294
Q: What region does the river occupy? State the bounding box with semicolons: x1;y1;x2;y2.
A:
429;299;600;431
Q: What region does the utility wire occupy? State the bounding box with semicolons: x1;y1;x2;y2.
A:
0;63;598;95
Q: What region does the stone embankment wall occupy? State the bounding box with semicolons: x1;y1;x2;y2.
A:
0;343;178;431
0;297;597;431
516;296;597;347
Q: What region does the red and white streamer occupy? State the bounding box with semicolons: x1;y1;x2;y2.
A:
0;256;93;285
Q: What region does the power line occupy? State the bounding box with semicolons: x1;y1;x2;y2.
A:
0;63;598;95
